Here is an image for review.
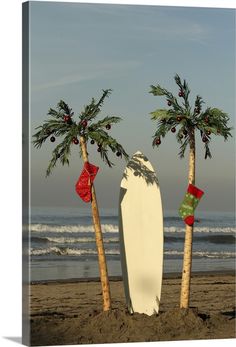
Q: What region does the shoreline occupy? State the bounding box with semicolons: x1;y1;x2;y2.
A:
30;269;235;285
30;272;235;345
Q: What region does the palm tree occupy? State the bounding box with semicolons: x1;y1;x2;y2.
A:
149;75;232;308
33;89;128;311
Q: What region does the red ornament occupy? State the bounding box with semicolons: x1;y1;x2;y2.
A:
155;138;161;145
81;120;88;128
204;117;209;124
177;116;182;122
97;147;102;152
73;138;79;145
64;115;71;122
116;151;122;157
202;136;208;143
106;124;111;130
90;139;95;145
178;90;184;97
171;127;176;133
206;130;211;136
50;136;55;142
167;100;172;106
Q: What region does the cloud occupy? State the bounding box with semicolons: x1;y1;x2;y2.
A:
32;60;141;91
121;11;209;45
32;72;98;91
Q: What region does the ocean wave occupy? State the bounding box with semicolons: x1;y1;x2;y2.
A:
165;250;235;259
31;236;119;244
164;226;236;234
30;247;120;256
30;247;235;259
30;223;118;233
29;223;236;234
32;234;235;245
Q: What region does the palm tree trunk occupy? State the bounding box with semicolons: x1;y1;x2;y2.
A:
79;136;111;311
180;130;196;309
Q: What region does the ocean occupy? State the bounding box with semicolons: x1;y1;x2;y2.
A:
28;207;235;282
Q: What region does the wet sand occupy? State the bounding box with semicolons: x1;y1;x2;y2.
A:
30;272;235;345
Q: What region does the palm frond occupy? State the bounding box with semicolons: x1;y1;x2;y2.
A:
99;148;114;168
57;100;72;115
174;74;190;110
152;121;177;147
149;85;166;96
178;137;189;158
204;142;212;159
32;126;49;148
150;109;170;120
194;95;204;111
80;89;112;121
46;131;75;176
90;116;121;130
149;75;233;161
88;128;128;166
47;107;62;119
33;89;128;176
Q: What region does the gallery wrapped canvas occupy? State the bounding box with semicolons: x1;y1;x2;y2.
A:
22;1;235;346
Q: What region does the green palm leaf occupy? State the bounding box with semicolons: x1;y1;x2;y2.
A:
149;74;233;159
33;89;128;176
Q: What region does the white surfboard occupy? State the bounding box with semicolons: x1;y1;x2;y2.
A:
119;151;163;316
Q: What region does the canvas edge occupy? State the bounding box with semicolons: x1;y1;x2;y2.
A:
22;1;31;345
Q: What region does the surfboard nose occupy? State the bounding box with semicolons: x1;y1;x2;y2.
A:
132;151;149;163
134;150;143;156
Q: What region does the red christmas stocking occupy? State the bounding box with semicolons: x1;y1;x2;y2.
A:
75;162;99;202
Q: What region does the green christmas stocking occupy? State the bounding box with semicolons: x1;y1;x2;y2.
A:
179;184;204;226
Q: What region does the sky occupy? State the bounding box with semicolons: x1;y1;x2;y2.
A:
28;1;235;212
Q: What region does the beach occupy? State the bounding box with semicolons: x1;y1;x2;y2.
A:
30;272;235;345
29;207;235;344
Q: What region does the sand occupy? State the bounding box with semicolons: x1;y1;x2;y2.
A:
30;272;235;345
